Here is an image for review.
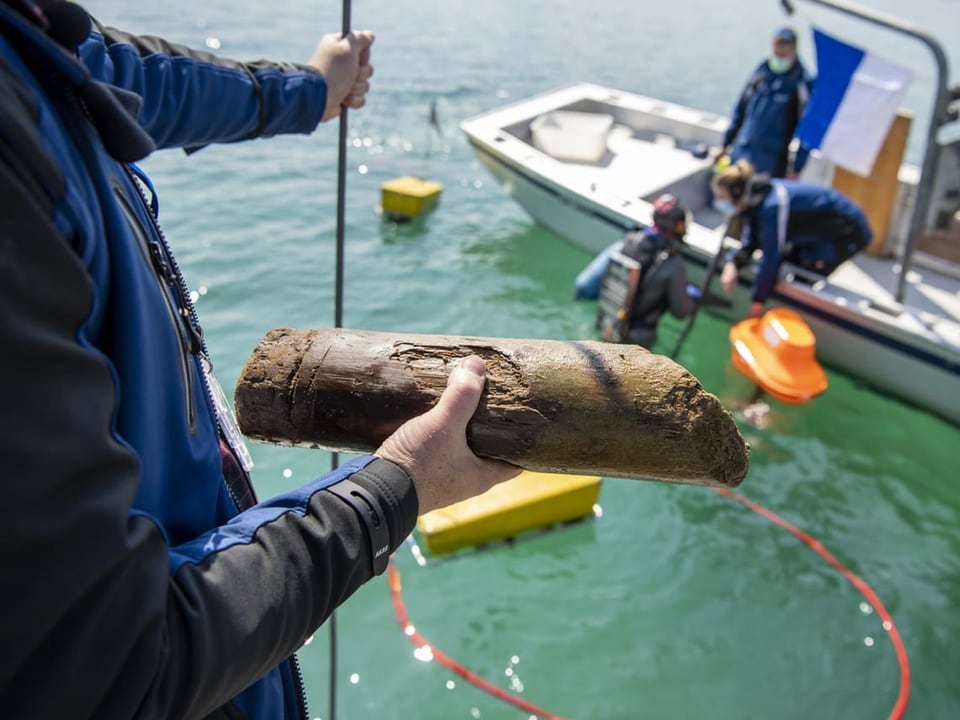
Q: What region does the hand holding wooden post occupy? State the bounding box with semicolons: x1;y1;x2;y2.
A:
235;328;749;488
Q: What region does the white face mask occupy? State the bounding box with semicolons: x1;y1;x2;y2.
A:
768;56;793;74
713;198;737;215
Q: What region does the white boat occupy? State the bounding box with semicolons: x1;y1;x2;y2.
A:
461;80;960;426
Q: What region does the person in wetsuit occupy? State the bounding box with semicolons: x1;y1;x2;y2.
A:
623;194;697;347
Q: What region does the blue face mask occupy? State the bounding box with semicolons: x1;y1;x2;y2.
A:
768;56;793;74
713;198;737;215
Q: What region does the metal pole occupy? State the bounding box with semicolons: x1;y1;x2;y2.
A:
781;0;952;303
671;222;730;358
334;0;351;332
329;2;352;718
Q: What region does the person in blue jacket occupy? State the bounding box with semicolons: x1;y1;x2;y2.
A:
711;159;872;318
0;2;519;719
712;27;815;179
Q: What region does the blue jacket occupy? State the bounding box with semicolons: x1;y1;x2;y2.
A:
723;59;814;177
736;179;873;302
0;4;418;719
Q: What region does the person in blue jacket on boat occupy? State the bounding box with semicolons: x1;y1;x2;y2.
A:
711;159;873;318
711;27;814;179
0;2;519;719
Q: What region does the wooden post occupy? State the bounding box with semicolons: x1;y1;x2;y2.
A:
235;328;749;488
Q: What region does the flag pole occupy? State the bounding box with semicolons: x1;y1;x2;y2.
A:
421;101;432;178
421;99;441;178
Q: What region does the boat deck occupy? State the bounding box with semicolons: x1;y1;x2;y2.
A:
548;125;960;347
605;125;713;201
549;123;720;226
832;253;960;346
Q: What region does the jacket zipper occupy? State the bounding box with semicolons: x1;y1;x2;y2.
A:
114;185;198;431
65;86;200;431
125;167;311;720
291;655;309;720
123;169;232;463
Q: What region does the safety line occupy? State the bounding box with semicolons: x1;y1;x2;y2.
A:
387;563;568;720
389;489;911;720
712;486;911;720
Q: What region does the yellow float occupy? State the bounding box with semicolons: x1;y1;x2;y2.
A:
416;471;602;555
380;175;443;221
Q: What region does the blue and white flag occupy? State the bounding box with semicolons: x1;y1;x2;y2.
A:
796;28;912;176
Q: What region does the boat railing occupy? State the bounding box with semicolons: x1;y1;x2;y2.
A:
780;0;959;302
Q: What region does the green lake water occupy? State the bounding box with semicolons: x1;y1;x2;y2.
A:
84;1;960;717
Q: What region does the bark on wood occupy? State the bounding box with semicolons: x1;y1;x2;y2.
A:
235;328;749;487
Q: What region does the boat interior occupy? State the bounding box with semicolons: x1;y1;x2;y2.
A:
500;96;729;230
498;94;960;346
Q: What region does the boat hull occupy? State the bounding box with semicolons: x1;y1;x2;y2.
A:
470;138;630;254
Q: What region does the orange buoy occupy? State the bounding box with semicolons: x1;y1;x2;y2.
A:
729;308;828;404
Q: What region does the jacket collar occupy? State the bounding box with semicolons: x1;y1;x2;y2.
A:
0;1;156;161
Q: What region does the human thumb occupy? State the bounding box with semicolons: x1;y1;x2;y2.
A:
434;355;487;427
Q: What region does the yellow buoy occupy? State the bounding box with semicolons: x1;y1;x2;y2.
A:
416;470;602;555
380;175;443;221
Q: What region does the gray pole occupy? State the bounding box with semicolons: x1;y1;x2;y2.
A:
329;3;352;718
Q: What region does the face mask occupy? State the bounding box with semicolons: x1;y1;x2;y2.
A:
768;56;793;74
713;198;737;215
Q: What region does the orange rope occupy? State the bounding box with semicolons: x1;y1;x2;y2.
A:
713;486;910;719
387;563;567;719
388;489;911;719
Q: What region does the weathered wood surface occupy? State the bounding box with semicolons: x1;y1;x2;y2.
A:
235;328;749;487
